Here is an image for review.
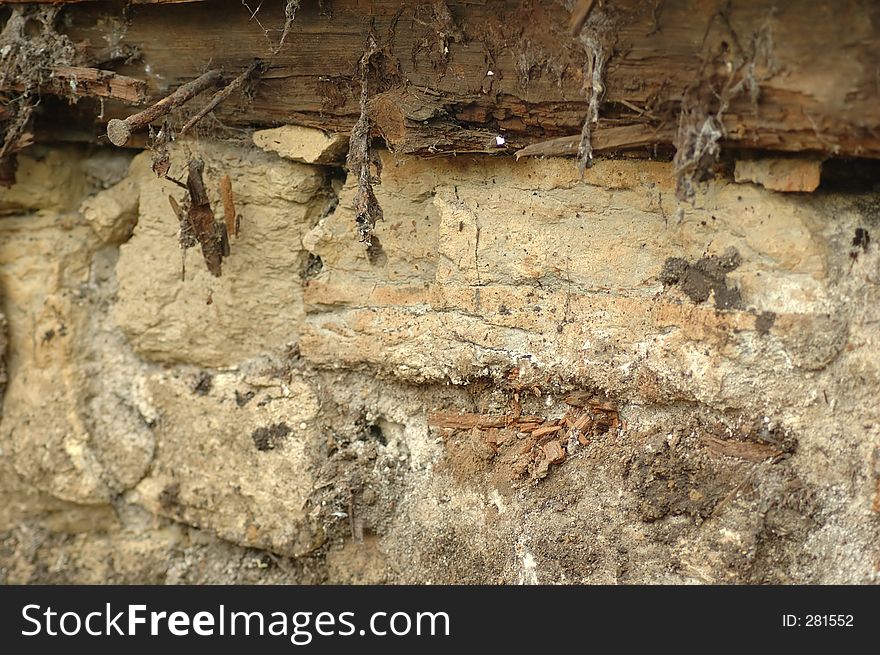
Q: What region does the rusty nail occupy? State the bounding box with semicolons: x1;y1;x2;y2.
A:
106;69;222;147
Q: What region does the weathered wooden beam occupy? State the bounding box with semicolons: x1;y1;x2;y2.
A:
0;1;203;4
1;66;148;104
569;0;597;36
13;0;880;159
516;123;676;160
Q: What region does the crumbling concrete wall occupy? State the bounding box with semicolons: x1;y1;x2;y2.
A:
1;136;878;584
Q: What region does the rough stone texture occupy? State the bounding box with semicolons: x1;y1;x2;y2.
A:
0;146;152;506
735;158;823;193
253;126;349;165
1;143;878;584
131;368;325;557
0;311;6;416
0;148;90;214
114;141;329;367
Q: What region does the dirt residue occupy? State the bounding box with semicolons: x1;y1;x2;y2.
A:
755;311;776;335
158;482;181;510
251;422;292;451
660;247;743;309
303;409;408;549
192;371;213;395
625;431;734;522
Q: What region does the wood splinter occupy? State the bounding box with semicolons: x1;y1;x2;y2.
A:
168;159;230;279
219;173;240;239
106;69;222;147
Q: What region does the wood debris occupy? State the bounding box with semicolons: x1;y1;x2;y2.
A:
515;124;676;160
429;393;621;483
427;411;509;430
698;432;782;463
532;423;563;441
219;173;240;239
168;159;232;279
542;440;566;464
2;66;148;104
7;0;880;162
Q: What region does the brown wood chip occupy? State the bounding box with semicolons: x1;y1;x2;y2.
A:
572;412;593;432
10;66;149;104
531;423;563;439
515;415;546;424
515;422;543;432
563;392;593;407
588;399;619;412
699;433;782;462
542;440;566;464
532;421;562;437
519;438;537;455
427;411;508;430
219;173;236;239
